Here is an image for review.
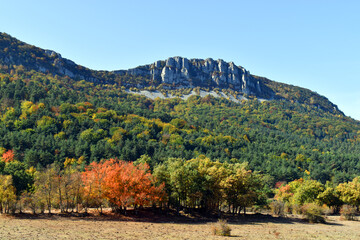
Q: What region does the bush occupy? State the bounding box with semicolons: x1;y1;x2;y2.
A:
211;219;231;236
340;205;357;220
270;200;285;216
301;203;326;223
323;205;333;216
291;204;301;215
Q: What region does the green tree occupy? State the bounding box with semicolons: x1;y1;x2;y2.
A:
3;160;33;195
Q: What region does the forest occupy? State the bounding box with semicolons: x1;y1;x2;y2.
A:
0;32;360;218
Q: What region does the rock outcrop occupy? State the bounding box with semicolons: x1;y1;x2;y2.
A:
120;57;262;95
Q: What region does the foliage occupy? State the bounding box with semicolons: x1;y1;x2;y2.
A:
0;175;16;213
0;64;359;184
33;164;58;214
3;160;33;195
317;182;343;212
1;149;14;163
275;178;325;207
82;159;165;213
153;157;268;214
81;161;107;212
336;177;360;207
0;32;360;217
0;32;359;186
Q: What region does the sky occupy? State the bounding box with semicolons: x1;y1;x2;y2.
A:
1;0;359;120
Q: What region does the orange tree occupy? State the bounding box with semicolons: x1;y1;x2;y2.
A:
82;159;165;213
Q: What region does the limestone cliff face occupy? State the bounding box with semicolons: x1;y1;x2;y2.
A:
122;57;262;95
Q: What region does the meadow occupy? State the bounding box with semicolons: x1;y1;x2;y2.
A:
1;211;359;240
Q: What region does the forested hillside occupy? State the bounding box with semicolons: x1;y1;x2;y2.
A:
0;32;360;205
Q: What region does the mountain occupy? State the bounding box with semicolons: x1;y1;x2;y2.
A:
0;32;341;115
0;32;359;184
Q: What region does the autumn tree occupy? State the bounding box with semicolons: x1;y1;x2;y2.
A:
336;177;360;208
57;158;84;213
33;164;58;214
291;179;324;206
82;161;108;213
222;162;265;215
1;149;15;163
153;157;266;215
102;159;164;213
317;182;343;213
274;178;325;213
82;159;165;214
0;175;16;213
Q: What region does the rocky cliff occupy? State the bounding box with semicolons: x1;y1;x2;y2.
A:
116;56;263;95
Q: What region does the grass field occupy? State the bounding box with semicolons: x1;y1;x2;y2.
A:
0;211;359;239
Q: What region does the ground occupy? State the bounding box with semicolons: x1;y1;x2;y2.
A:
0;211;359;239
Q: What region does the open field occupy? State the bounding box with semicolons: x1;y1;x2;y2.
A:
0;212;360;240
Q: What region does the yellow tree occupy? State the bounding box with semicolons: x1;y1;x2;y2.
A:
337;177;360;207
222;163;263;215
0;175;16;213
34;165;58;214
59;159;83;213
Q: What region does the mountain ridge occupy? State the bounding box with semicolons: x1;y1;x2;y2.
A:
0;32;342;115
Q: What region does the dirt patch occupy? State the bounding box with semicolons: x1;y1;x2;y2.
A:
0;211;359;239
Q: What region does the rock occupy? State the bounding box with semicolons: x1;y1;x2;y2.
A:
122;56;262;95
44;50;61;58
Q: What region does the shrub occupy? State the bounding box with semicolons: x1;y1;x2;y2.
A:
284;202;293;214
340;205;357;220
301;203;326;223
323;205;333;216
270;200;285;216
211;219;231;236
291;204;301;215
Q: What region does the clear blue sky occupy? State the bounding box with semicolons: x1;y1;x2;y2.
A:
1;0;359;120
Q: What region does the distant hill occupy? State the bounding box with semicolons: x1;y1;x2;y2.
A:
0;32;359;184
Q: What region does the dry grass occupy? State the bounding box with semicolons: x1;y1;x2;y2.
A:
0;211;360;239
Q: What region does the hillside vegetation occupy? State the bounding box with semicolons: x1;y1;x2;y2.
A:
0;33;360;217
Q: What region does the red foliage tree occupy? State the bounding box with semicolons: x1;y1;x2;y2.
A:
81;161;109;212
2;150;15;163
82;159;165;213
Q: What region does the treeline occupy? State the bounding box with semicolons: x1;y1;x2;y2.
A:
0;155;266;215
273;176;360;221
1;155;360;218
0;156;164;214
